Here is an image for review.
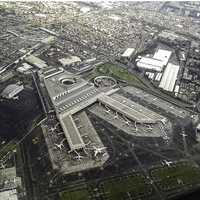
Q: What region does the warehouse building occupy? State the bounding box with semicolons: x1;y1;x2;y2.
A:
159;63;180;92
1;84;24;99
25;55;48;69
136;49;172;72
121;48;135;58
153;49;172;65
59;56;81;67
121;48;135;63
137;57;164;72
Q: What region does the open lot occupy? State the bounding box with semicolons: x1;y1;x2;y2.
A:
60;188;90;200
102;174;153;200
59;173;153;200
151;162;200;192
89;63;146;88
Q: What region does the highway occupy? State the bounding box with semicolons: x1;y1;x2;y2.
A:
31;72;48;115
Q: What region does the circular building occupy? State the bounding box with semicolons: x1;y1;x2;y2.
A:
94;76;117;88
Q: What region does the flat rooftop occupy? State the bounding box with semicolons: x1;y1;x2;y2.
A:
98;94;163;123
0;190;18;200
25;55;47;69
59;114;85;150
137;57;164;72
41;111;108;174
111;93;165;122
42;67;64;79
43;70;94;107
159;63;180;92
57;87;99;113
121;48;135;57
89;104;165;138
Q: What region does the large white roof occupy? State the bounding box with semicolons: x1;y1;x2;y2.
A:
137;49;172;72
137;57;164;72
153;49;172;66
59;114;85;150
122;48;135;57
0;190;18;200
25;55;47;69
159;63;180;92
1;84;23;98
59;56;81;66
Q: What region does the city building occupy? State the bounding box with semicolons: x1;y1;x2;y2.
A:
0;189;18;200
159;63;180;92
121;48;135;58
158;30;188;43
121;48;135;63
0;71;15;83
137;57;165;72
25;55;48;69
1;84;24;99
17;63;33;74
136;49;172;72
40;66;64;79
59;56;81;67
0;167;22;200
153;49;172;65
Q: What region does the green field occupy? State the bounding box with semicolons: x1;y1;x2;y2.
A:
59;173;152;200
59;163;200;200
102;174;152;200
85;63;146;88
97;63;146;88
60;188;90;200
151;162;200;191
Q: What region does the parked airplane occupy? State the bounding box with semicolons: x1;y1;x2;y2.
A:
134;121;138;131
124;120;130;126
13;96;19;100
73;150;85;161
162;160;173;166
54;143;64;150
93;146;107;157
0;162;5;169
54;138;66;150
180;133;187;137
49;127;56;132
77;125;83;129
74;154;84;161
105;109;111;114
113;112;119;119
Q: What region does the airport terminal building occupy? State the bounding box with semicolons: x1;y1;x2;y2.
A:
40;67;171;174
